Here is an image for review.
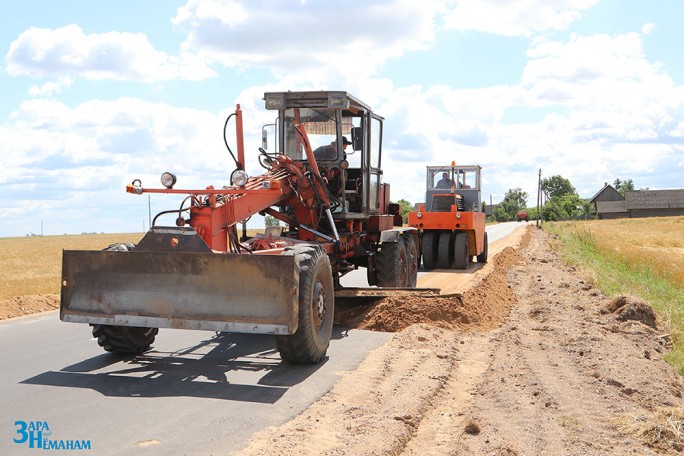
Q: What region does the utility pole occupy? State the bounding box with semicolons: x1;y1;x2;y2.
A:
536;169;542;228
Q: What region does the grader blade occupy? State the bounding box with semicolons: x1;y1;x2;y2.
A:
334;287;444;305
60;250;299;335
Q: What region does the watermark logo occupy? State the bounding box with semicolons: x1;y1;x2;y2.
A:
13;420;92;451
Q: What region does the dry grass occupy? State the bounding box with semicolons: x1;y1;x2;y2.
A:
620;407;684;451
567;216;684;288
0;233;143;300
547;216;684;374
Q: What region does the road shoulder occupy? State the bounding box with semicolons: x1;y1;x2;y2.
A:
236;227;684;455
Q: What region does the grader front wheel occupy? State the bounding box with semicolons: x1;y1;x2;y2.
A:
92;325;159;354
90;242;159;354
276;245;334;364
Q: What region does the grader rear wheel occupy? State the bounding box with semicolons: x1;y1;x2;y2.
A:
376;239;409;287
401;233;418;287
276;245;334;364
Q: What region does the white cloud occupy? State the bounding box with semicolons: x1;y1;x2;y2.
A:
370;30;684;203
5;24;216;82
444;0;598;37
227;27;684;206
520;32;682;138
28;77;74;97
641;23;655;35
523;33;656;87
3;2;684;235
0;97;240;235
172;0;444;78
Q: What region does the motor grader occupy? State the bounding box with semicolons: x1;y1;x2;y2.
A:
60;91;419;364
407;163;488;269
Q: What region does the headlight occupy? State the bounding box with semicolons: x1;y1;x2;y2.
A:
231;169;249;187
161;172;176;189
264;93;285;110
328;93;349;109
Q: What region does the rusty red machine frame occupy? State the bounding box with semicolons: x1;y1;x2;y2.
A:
61;91;420;364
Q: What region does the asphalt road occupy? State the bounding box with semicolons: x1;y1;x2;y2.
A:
485;220;530;243
1;222;524;456
1;314;391;455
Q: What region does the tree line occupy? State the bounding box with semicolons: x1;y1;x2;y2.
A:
264;176;635;226
491;176;634;222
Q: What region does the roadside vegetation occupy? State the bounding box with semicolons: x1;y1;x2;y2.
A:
545;217;684;374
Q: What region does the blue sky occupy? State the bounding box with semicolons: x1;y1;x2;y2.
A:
1;0;683;236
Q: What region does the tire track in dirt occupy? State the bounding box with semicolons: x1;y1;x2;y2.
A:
453;228;684;455
400;332;494;454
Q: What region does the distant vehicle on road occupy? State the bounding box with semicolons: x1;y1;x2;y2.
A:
516;210;529;222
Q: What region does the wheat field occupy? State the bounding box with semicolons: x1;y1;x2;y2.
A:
0;229;267;300
0;233;143;300
2;218;682;300
562;216;684;287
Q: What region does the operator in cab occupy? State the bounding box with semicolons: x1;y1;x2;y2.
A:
436;172;451;189
314;136;352;162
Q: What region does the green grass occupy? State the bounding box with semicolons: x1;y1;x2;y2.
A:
545;222;684;375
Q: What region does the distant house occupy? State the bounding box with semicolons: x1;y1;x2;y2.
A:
590;183;684;219
626;189;684;218
590;184;628;219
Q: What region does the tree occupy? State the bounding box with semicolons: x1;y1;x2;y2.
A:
613;178;634;196
527;206;538;220
541;199;564;221
393;199;413;224
492;205;509;222
264;215;280;227
494;188;528;221
536;174;595;221
541;175;576;200
540;193;595;221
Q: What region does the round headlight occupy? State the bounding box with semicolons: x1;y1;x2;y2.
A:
231;169;249;187
161;172;177;189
